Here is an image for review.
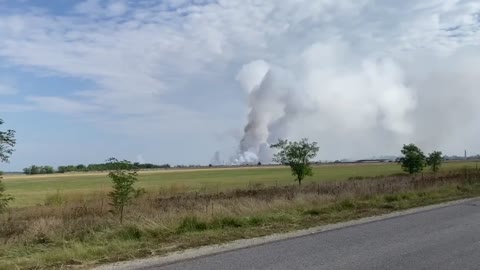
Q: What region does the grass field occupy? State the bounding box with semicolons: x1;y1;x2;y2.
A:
3;161;479;207
2;165;480;269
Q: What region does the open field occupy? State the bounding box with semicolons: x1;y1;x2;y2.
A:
3;161;479;207
1;167;480;269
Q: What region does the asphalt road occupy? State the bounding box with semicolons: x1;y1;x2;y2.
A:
146;199;480;270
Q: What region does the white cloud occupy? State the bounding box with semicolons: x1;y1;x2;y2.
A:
106;0;128;16
0;104;33;112
74;0;129;17
0;83;16;95
74;0;102;15
25;96;100;114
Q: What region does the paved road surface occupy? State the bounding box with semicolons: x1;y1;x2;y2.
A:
145;199;480;270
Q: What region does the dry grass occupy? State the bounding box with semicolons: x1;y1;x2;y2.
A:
1;168;480;269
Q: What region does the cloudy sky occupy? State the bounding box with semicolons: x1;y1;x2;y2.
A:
0;0;479;170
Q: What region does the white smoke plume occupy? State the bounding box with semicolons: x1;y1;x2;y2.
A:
210;151;223;166
232;151;259;165
235;39;480;162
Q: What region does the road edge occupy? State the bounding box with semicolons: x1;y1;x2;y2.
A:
94;197;479;270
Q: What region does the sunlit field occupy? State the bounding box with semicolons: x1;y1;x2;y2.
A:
3;161;478;207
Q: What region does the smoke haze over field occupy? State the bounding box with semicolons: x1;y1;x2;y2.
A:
235;43;480;163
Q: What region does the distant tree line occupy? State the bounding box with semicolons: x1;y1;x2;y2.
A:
23;162;171;175
23;165;55;175
444;154;480;161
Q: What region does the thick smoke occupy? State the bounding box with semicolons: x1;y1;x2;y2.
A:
234;40;480;163
234;61;292;163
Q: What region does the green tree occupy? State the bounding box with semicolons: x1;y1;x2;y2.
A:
0;118;15;212
43;166;55;174
0;119;15;163
23;167;32;175
426;151;443;173
23;165;54;175
57;166;66;173
270;138;319;185
32;165;41;175
107;158;144;224
398;144;426;174
0;171;13;212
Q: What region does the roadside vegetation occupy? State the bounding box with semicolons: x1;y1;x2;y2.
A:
1;166;480;269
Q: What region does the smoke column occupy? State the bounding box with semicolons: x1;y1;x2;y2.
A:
234;40;480;163
210;151;222;165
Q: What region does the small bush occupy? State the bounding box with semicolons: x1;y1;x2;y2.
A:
32;232;51;245
337;199;356;210
177;217;207;233
384;194;400;203
107;158;143;224
212;217;243;229
144;227;168;239
380;203;396;209
304;209;321;216
44;191;65;206
417;191;427;197
245;217;264;226
0;177;13;212
117;225;143;240
23;218;62;245
457;185;472;193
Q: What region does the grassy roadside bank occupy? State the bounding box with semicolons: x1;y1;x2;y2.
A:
1;169;480;269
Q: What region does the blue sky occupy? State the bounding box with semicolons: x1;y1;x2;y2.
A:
1;0;480;171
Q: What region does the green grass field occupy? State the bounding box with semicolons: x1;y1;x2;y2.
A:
3;161;478;207
2;161;480;269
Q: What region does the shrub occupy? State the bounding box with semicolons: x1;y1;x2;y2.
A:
304;209;321;216
338;199;356;210
177;217;208;233
384;194;400;203
117;225;143;240
107;158;145;224
212;217;243;229
44;191;65;206
0;177;13;213
246;217;264;226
